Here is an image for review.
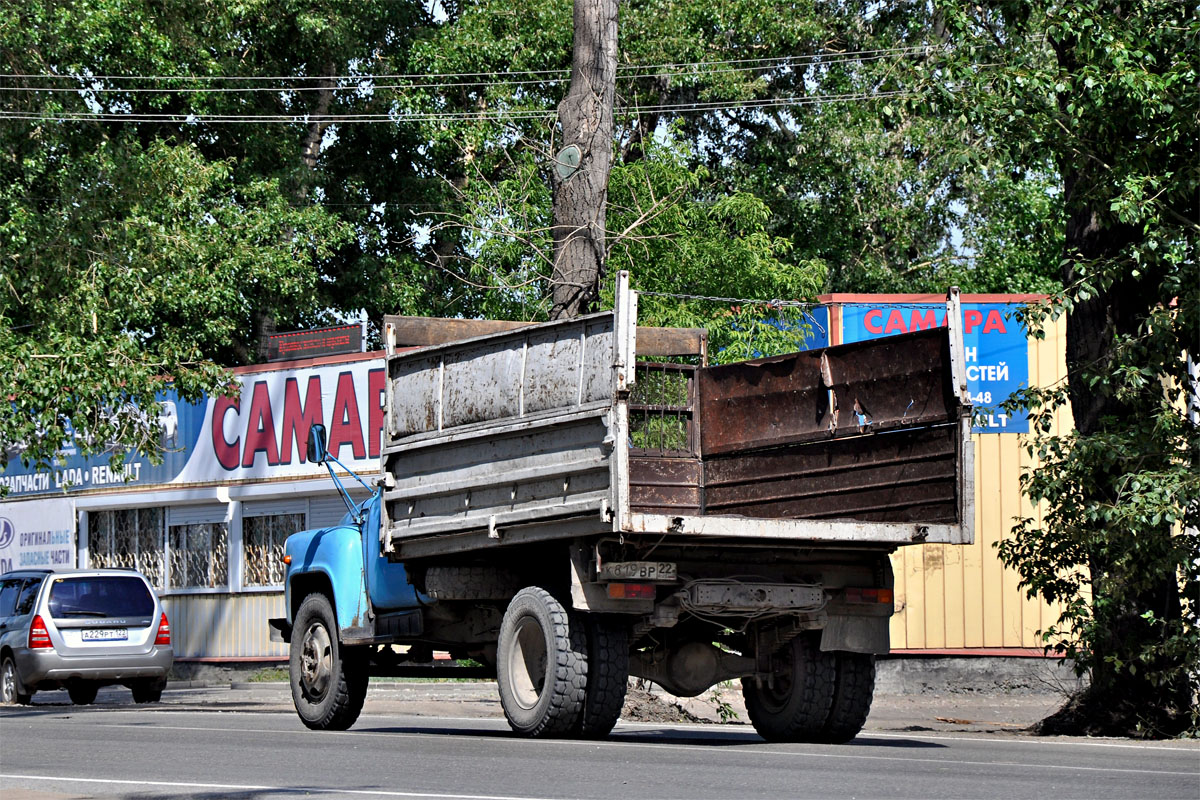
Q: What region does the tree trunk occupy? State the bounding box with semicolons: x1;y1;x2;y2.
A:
550;0;618;319
299;66;337;198
1058;160;1189;737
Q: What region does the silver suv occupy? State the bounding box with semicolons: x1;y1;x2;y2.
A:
0;568;174;705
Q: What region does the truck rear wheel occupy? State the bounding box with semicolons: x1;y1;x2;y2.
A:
817;651;876;743
576;614;629;738
742;633;836;742
290;593;368;731
496;587;587;737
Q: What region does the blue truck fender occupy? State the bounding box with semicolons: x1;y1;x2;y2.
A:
282;524;372;638
273;492;426;644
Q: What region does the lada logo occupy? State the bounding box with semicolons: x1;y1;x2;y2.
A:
0;518;13;549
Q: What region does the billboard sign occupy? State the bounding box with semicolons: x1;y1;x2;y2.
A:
0;498;76;573
839;302;1031;433
0;356;385;498
267;324;364;362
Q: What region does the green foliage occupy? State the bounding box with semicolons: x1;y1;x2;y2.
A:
944;0;1200;736
0;137;350;473
408;0;1061;314
706;680;740;723
606;133;825;361
2;0;396;472
1001;388;1200;735
436;124;827;355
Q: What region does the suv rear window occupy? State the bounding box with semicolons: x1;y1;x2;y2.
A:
47;576;155;619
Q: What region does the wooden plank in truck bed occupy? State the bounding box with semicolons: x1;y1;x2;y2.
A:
384;314;707;359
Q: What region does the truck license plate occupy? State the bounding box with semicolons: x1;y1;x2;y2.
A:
81;628;127;641
597;561;677;582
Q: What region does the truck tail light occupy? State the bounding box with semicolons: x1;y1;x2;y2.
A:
844;587;893;605
607;583;655;600
155;613;171;646
29;615;53;649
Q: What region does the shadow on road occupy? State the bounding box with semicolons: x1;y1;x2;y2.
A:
354;723;946;749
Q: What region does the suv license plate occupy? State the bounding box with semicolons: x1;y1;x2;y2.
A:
81;628;128;641
597;561;677;582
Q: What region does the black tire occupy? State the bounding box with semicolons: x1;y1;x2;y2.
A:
576;614;629;738
424;566;523;601
290;593;369;731
496;587;587;737
1;657;32;705
67;681;99;705
817;651;876;743
742;633;836;743
131;678;166;704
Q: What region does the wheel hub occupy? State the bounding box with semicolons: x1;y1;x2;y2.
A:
299;622;332;700
508;616;548;710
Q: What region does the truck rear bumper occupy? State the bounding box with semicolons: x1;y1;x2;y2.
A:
625;512;971;546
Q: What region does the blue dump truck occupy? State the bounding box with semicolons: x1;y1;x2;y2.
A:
269;272;975;741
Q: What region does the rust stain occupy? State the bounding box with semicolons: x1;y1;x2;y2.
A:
923;547;945;572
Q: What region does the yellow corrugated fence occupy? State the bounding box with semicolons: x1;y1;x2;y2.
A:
890;316;1070;651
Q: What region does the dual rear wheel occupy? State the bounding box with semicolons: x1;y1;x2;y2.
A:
495;587;628;738
742;632;876;743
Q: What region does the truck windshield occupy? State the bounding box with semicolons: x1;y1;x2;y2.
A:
47;576;155;619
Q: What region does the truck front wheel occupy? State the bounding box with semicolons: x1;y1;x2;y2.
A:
290;593;368;731
496;587;587;737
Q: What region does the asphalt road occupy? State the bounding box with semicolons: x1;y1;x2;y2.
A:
1;686;1197;800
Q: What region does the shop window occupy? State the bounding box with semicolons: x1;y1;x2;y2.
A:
168;522;229;589
88;508;166;587
243;513;304;587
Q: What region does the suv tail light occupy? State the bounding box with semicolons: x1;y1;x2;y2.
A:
29;615;53;649
155;612;171;646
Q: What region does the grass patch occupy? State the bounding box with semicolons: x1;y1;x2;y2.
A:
247;667;289;682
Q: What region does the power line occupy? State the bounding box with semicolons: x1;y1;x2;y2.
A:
0;50;926;95
617;44;939;72
0;89;921;124
0;43;945;84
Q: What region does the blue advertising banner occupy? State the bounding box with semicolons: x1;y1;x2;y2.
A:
839;302;1030;433
0;389;209;497
803;305;831;350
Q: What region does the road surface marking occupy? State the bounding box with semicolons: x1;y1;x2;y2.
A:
0;775;569;800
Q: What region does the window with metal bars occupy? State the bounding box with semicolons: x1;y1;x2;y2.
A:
88;508;166;587
167;522;229;589
243;513;304;587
